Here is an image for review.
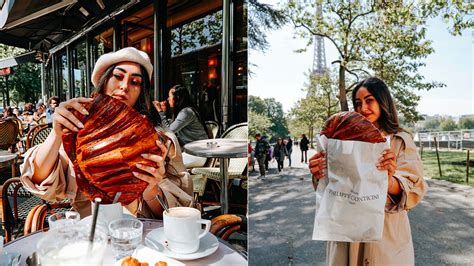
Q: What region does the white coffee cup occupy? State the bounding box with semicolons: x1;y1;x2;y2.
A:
91;202;123;226
163;207;211;254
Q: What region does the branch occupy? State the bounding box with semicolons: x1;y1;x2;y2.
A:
291;18;344;58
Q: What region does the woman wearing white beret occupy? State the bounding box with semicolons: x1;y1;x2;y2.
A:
20;47;193;218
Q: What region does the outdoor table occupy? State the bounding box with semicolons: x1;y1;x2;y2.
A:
184;138;247;214
4;218;247;265
0;150;18;177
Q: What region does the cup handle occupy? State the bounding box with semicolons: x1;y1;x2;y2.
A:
196;219;211;239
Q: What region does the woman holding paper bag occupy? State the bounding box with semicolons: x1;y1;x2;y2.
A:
309;77;427;265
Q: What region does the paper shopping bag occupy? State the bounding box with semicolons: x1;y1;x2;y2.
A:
312;136;389;242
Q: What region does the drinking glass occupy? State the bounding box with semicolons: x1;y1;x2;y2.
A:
47;211;80;229
109;218;143;259
36;225;107;266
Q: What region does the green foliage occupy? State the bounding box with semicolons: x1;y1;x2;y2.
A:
283;0;470;123
171;11;223;56
248;95;289;141
458;117;474;130
248;110;272;139
289;71;339;144
248;0;287;51
439;117;459;131
0;44;41;106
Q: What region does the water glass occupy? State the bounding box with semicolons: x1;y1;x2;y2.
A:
37;225;107;266
109;218;143;259
47;211;80;229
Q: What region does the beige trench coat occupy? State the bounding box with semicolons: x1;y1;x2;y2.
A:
326;131;428;266
20;129;193;219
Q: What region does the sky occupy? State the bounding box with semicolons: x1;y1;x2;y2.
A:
249;3;473;117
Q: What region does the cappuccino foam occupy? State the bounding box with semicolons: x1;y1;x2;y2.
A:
166;208;199;218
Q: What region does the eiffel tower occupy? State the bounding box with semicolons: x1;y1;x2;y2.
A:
312;2;327;75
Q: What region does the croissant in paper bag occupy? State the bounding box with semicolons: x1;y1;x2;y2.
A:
320;111;385;143
62;93;168;204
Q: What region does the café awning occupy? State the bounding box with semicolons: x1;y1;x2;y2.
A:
0;0;131;51
0;50;37;69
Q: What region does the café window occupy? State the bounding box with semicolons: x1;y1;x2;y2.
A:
90;27;113;88
72;41;87;97
58;53;69;100
171;10;223;57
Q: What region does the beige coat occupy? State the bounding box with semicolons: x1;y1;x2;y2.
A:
327;131;427;266
20;130;193;219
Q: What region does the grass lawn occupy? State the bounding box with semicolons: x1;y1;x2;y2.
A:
419;149;474;187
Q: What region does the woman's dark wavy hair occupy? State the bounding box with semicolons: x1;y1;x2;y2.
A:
351;76;400;134
93;64;159;125
171;85;206;129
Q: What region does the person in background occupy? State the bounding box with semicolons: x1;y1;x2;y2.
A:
46;96;59;124
263;136;272;171
21;103;35;124
273;137;288;172
153;85;209;168
300;134;309;163
309;76;427;265
2;106;16;119
254;133;270;179
33;102;47;124
286;136;293;167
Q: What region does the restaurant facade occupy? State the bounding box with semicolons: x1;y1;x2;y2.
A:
0;0;247;128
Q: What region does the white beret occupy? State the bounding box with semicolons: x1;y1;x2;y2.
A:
91;47;153;88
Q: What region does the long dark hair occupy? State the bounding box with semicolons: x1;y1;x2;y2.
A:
94;64;158;125
171;85;207;133
351;77;400;134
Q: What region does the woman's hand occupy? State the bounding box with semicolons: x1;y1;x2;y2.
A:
133;140;169;192
53;97;93;136
152;100;167;112
377;148;396;178
309;151;326;190
377;148;401;195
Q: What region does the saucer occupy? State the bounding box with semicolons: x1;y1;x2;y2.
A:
145;227;219;261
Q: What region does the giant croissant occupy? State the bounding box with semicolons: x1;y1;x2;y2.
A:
62;94;168;204
320;111;386;143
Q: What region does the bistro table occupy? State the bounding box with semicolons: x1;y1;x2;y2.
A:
0;150;18;177
184;138;247;214
4;218;247;265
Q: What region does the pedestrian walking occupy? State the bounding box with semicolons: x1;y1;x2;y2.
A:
254;133;270;178
286;136;293;167
300;134;309;163
309;76;427;265
273;137;288;172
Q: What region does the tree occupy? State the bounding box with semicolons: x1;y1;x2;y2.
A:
0;44;41;106
363;2;445;122
248;110;272;139
284;1;469;124
248;95;289;141
289;70;339;147
440;117;458;131
458;117;474;130
248;0;287;52
285;0;377;111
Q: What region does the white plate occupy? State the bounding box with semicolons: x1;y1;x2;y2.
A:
113;245;185;266
145;227;219;261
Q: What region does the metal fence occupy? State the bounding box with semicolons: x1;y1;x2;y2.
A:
414;129;474;150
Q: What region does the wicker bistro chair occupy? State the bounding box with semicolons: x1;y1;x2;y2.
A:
205;121;220;139
26;124;52;150
0;119;20;152
1;178;43;242
23;201;72;236
191;123;248;208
